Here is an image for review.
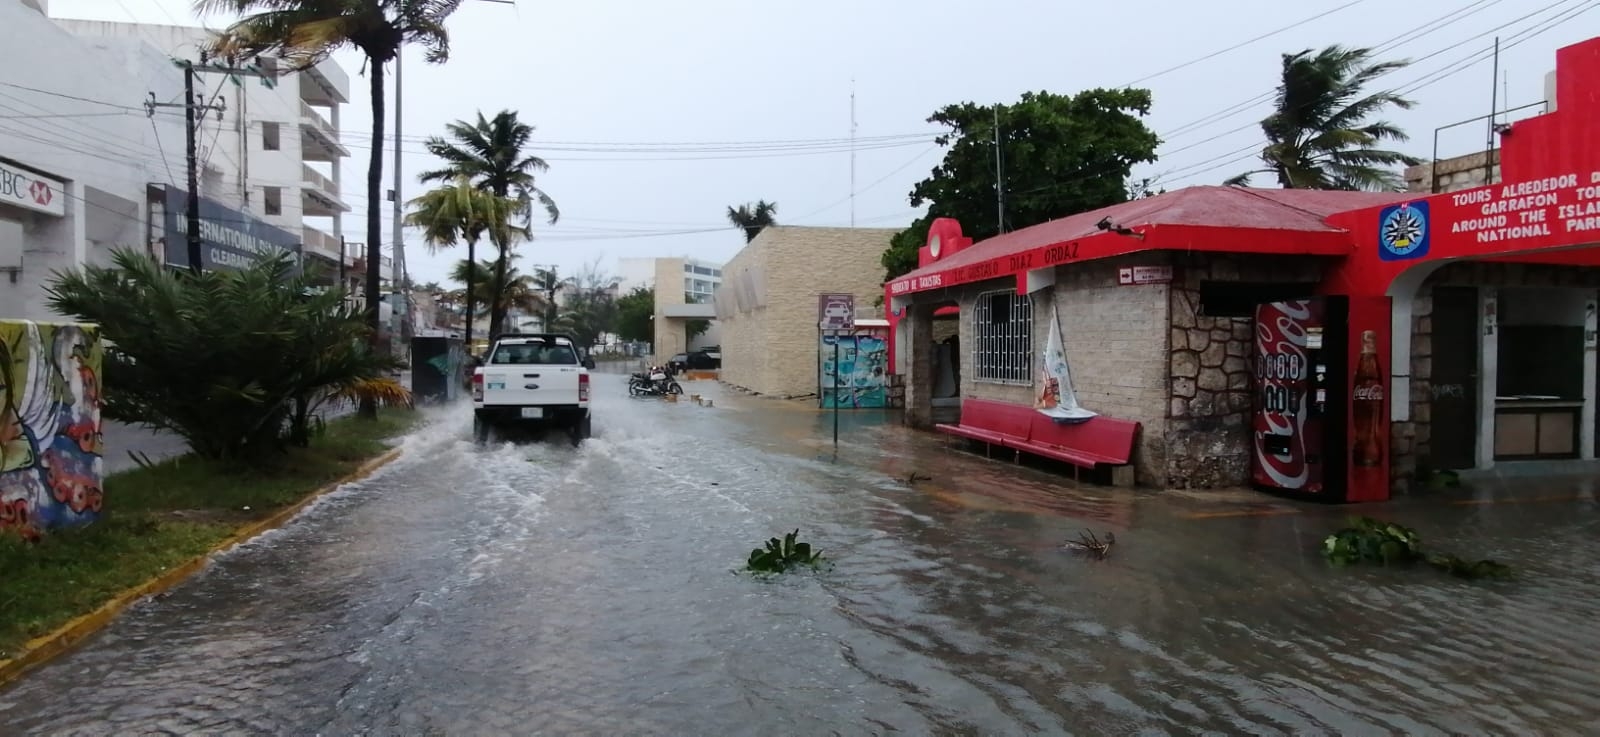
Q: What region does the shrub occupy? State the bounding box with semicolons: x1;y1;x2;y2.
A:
46;249;404;461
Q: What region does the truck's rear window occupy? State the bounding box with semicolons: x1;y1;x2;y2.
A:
489;342;577;365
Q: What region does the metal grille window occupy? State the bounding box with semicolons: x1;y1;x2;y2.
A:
972;290;1033;384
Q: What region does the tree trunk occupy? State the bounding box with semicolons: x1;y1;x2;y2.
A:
463;235;477;351
486;232;511;339
359;58;386;421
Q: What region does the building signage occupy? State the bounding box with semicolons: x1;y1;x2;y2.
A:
818;293;854;332
161;185;301;271
1117;265;1173;285
0;160;65;218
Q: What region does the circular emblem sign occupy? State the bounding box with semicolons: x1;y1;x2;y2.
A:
929;234;942;259
1378;202;1429;261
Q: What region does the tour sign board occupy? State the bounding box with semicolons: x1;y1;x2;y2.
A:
818;293;854;332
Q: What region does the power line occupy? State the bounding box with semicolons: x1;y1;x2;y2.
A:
1116;0;1373;88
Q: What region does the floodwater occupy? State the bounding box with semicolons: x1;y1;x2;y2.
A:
3;376;1599;735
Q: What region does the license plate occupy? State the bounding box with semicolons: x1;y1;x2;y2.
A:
520;407;543;419
488;382;506;390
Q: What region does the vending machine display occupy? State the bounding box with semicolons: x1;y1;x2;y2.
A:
1251;296;1391;503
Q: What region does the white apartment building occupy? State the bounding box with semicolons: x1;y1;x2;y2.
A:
617;255;724;304
0;0;190;320
57;15;364;289
616;255;723;360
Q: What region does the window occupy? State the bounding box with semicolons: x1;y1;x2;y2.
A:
489;340;577;365
684;264;694;273
262;122;280;151
684;277;693;291
710;269;722;278
972;290;1033;384
263;186;282;216
693;279;712;292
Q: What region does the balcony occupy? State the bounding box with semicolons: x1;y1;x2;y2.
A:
299;58;350;105
301;165;349;217
300;225;347;262
300;103;349;162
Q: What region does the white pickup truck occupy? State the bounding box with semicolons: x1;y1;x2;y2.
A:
471;333;595;445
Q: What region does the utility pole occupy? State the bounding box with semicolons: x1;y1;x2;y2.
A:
339;235;347;285
849;78;857;227
390;51;407;359
994;104;1005;235
148;54;271;274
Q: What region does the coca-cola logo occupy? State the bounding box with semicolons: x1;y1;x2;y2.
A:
1354;385;1384;401
1253;300;1314;490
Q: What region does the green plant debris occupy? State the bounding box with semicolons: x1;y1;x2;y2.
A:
1322;515;1512;580
746;529;825;574
0;408;417;659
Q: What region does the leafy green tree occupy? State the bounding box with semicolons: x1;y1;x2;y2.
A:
727;200;778;243
1226;45;1422;191
687;319;710;340
614;286;655;343
47;250;404;459
880;89;1161;282
418;110;559;339
198;0;461;420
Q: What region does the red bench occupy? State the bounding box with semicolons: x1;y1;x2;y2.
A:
934;398;1034;447
936;397;1141;473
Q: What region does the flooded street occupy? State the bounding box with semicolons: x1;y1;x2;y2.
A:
4;376;1600;735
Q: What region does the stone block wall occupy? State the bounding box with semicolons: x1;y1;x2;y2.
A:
1165;253;1326;489
719;226;897;398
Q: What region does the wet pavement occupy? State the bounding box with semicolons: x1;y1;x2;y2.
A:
4;376;1600;735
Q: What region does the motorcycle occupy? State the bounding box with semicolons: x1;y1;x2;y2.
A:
629;365;683;397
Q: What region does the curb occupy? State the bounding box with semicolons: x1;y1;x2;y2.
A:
0;446;406;689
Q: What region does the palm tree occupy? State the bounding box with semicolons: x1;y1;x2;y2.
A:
530;266;564;330
418;110;559;340
404;176;519;352
727;200;778;242
1226;45;1422;191
198;0;461;419
450;256;548;327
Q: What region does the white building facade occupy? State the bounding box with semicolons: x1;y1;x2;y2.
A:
0;0;365;321
57;16;360;287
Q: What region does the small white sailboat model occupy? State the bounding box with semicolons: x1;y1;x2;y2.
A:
1035;294;1098;424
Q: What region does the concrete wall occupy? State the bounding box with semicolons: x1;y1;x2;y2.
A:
1404;150;1502;194
717;226;895;398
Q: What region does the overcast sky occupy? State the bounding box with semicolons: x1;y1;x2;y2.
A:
51;0;1599;287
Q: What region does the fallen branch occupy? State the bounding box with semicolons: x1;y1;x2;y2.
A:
1064;529;1115;559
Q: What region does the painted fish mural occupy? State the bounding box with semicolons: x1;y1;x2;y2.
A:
0;321;104;534
820;334;889;408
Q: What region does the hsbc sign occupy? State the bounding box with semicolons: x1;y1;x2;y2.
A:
0;161;65;218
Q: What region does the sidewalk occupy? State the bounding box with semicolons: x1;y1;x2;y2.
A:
102;400;360;475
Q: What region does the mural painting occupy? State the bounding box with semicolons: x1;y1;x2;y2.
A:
0;321;104;536
820;333;889;408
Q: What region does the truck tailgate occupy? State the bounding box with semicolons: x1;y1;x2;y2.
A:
480;365;582;406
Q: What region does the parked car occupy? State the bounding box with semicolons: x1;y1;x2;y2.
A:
668;350;720;374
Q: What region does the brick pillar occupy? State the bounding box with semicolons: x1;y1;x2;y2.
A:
904;305;936;428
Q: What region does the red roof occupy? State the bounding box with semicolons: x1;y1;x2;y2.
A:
905;185;1414;277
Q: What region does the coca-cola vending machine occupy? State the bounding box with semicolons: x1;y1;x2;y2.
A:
1251;296;1391;503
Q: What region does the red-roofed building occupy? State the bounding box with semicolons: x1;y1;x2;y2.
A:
886;37;1600;501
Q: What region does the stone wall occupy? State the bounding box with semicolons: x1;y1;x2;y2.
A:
1165;253;1326;489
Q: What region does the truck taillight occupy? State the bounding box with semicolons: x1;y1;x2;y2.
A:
471;372;484;401
578;373;590;401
